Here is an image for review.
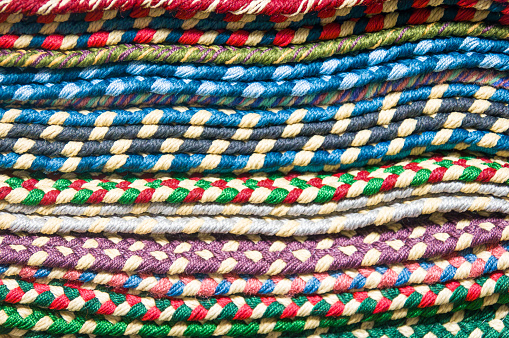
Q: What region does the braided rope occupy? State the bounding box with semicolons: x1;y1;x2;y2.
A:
11;70;509;110
0;270;507;322
0;97;504;136
6;39;509;83
0;297;506;337
3;0;506;31
0;224;506;275
0;0;394;15
7;225;508;297
1;8;506;48
0;154;505;207
7;52;509;102
0;23;509;67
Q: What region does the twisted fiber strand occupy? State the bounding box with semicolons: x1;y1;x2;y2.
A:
6;107;509;144
0;225;506;275
9;227;509;297
0;296;506;337
9;52;509;102
16;70;509;110
0;271;508;322
8;38;509;84
2;23;509;67
0;153;506;206
0;5;501;40
0;96;504;134
3;8;506;49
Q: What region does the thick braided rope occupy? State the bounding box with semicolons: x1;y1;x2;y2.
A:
4;107;509;144
0;270;508;322
8;226;509;297
5;127;509;173
6;304;509;338
6;38;509;83
0;5;503;41
0;0;503;16
7;53;509;102
1;23;509;67
9;194;509;235
0;297;506;337
0;0;391;15
8;183;509;220
0;227;506;275
1;8;506;48
0;154;506;207
3;0;506;30
13;70;509;110
0;97;503;134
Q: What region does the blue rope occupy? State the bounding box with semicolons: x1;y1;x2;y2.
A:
3;37;509;84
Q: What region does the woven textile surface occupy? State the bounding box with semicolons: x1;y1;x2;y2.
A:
0;0;509;337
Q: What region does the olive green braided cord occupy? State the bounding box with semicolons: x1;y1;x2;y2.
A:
0;22;508;67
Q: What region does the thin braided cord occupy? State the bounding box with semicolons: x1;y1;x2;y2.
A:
2;23;509;67
0;270;507;322
7;228;508;297
2;8;507;49
13;70;509;110
0;298;506;337
0;228;505;275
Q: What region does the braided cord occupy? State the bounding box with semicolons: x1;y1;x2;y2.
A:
2;8;506;49
1;22;509;67
6;40;509;83
0;154;505;206
12;70;509;110
6;227;508;297
3;0;507;35
8;52;509;102
0;226;505;274
0;270;507;322
0;297;506;337
0;96;503;133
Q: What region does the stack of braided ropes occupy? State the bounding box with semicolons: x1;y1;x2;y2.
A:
2;0;509;337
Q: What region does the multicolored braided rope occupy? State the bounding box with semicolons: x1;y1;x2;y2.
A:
7;53;509;103
0;270;508;322
0;0;500;16
0;23;509;67
5;38;509;83
0;153;503;206
5;224;508;297
0;298;506;336
1;8;507;48
0;225;506;275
